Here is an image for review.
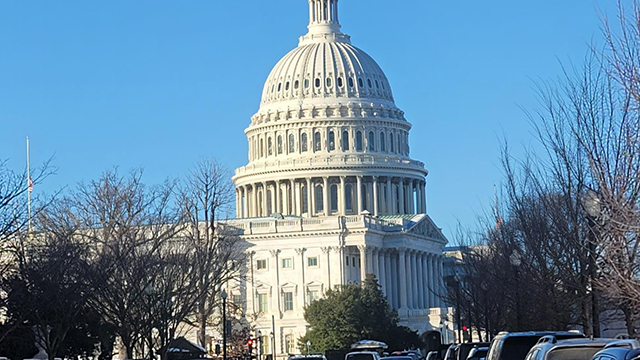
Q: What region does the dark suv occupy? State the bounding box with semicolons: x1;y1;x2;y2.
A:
486;332;585;360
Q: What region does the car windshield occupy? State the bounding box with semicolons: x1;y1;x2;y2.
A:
347;354;375;360
547;347;604;360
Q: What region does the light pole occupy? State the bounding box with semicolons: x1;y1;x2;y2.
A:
509;251;522;332
221;289;228;360
306;340;311;355
257;330;263;360
583;189;601;337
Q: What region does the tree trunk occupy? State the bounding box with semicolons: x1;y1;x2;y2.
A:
198;300;207;347
623;305;637;337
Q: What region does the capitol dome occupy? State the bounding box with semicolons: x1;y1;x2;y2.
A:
233;0;428;220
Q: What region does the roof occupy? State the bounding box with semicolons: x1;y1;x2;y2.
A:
159;337;206;354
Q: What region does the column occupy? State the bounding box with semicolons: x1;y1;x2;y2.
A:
406;251;414;309
262;182;268;217
306;178;313;217
398;178;405;214
386;177;392;214
438;255;445;307
339;176;346;215
282;181;289;215
398;249;408;312
384;251;393;306
422;254;430;309
323;176;330;215
417;252;424;309
252;184;258;217
378;249;386;296
356;176;363;214
235;189;240;218
322;247;332;289
416;183;423;214
373;176;379;216
391;252;399;310
372;248;379;280
408;180;415;213
294;181;301;216
365;246;373;274
429;254;437;307
421;181;427;213
275;180;281;214
242;186;248;218
358;245;366;284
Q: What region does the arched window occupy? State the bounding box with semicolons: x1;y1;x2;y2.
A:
326;78;332;87
316;185;324;213
356;131;363;152
315;78;321;88
288;134;295;153
348;78;354;88
397;134;401;154
294;80;299;89
260;138;264;158
328;131;335;151
277;83;282;91
304;79;309;88
389;133;394;153
380;132;386;152
358;78;364;88
268;137;273;156
267;189;273;215
314;131;322;152
277;135;283;155
301;133;308;152
342;130;349;151
285;82;290;91
368;131;375;151
337;77;343;87
367;79;372;88
330;184;338;212
345;184;353;212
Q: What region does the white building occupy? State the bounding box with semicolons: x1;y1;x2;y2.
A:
229;0;450;355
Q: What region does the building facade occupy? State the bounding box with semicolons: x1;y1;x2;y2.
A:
229;0;450;356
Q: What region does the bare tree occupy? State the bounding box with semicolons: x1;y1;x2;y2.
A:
178;158;247;348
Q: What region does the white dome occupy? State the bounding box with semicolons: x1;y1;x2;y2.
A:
260;41;395;106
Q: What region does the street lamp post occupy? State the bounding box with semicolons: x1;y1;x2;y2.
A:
306;340;311;355
583;189;602;337
257;330;263;360
221;289;228;360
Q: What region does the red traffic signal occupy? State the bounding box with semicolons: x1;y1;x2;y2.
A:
462;326;468;331
247;339;254;346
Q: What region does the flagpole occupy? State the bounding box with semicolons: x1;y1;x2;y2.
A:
27;136;32;234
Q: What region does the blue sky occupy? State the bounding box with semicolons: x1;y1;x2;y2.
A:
0;0;618;240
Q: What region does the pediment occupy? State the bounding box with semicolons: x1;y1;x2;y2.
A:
407;215;448;243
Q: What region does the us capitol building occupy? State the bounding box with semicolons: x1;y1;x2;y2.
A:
227;0;450;355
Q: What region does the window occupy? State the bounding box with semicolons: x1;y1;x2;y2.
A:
328;130;335;151
353;257;358;267
301;133;308;152
389;133;394;152
256;259;267;270
288;134;295;153
337;77;343;87
267;189;272;215
356;131;363;151
314;131;321;151
277;83;282;91
368;79;372;88
285;81;290;91
348;77;354;87
308;290;319;303
342;130;349;151
375;80;379;88
260;335;270;355
326;77;332;87
315;78;321;87
397;134;401;154
268;137;273;156
284;292;294;311
358;78;364;87
316;185;324;212
260;138;264;158
285;334;295;354
368;131;375;151
304;79;309;88
345;184;353;212
330;184;338;212
232;294;242;305
380;132;386;152
257;293;268;313
307;257;318;267
345;256;349;266
282;258;293;269
294;80;299;89
277;135;283;154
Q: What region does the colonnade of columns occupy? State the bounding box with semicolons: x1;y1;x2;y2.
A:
356;246;445;311
235;175;427;218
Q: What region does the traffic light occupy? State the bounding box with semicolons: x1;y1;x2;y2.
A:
247;338;254;347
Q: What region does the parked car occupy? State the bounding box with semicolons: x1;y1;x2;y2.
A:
426;351;439;360
591;341;640;360
486;331;585;360
458;343;490;360
467;347;489;360
290;355;329;360
383;356;415;360
346;351;382;360
445;344;460;360
525;337;638;360
390;351;422;360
